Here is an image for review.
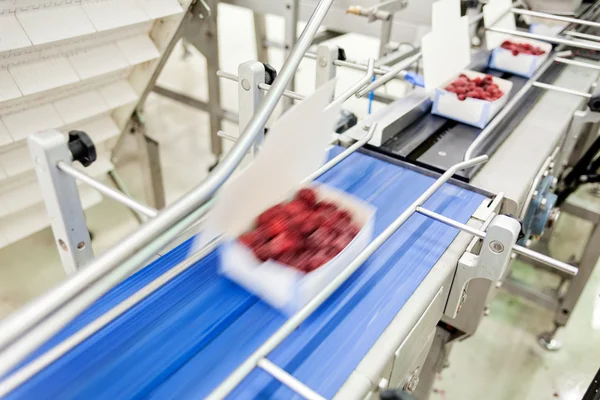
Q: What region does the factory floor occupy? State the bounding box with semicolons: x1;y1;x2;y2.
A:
0;4;599;400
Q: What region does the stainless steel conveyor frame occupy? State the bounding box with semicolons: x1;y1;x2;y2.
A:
1;0;598;396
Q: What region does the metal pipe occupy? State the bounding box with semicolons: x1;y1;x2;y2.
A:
217;130;239;142
304;124;376;183
486;26;600;52
206;155;489;399
513;245;578;276
531;82;592;98
464;56;556;161
356;52;421;97
512;8;600;29
327;58;375;108
415;207;579;276
57;162;158;219
0;0;335;372
564;30;600;42
257;359;325;400
554;56;600;71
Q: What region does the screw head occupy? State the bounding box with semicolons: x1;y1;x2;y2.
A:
241;79;251;90
489;240;504;253
318;57;327;67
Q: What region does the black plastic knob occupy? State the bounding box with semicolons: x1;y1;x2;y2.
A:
68;130;96;167
262;63;277;85
338;47;347;61
588;88;600;112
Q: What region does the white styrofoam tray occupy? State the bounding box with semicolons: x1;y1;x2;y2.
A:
431;70;513;129
221;184;375;315
488;36;552;78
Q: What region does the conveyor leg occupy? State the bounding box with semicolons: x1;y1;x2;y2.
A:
183;0;224;162
538;326;563;351
133;120;166;209
554;222;600;326
253;12;269;63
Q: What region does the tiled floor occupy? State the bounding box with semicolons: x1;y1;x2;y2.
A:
0;4;599;399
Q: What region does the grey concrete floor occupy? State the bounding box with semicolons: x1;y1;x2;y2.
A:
0;4;599;399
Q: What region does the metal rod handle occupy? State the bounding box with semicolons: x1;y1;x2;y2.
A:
564;30;600;42
415;207;579;276
0;0;336;372
531;81;592;98
512;8;600;29
257;359;326;400
206;155;489;399
554;57;600;71
217;71;305;101
486;26;600;52
57;162;158;219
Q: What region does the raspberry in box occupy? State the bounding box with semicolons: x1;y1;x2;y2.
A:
488;36;552;78
432;70;513;129
220;183;375;316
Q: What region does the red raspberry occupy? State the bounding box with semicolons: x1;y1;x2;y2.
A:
283;199;310;216
239;228;268;249
348;223;361;238
295;188;318;208
306;227;335;249
457;94;467;101
257;204;286;226
331;234;353;253
299;213;322;235
263;216;290;239
253;244;271;262
268;232;302;257
316;201;338;213
275;251;297;266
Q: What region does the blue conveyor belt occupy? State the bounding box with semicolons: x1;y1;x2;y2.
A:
7;149;485;399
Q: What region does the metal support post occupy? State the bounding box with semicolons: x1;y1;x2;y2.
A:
445;215;521;318
253;12;269;63
132;118;166;209
183;0;224;159
238;61;266;155
554;209;600;327
282;0;299;111
28;130;94;275
379;19;393;58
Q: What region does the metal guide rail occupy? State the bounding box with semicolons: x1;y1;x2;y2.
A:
0;0;594;397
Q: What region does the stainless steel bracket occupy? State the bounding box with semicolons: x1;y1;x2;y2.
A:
445;215;521;319
28;130;94;275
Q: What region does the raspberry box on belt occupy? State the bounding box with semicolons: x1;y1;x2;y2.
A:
432;70;513;129
221;183;375;315
488;37;552;78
